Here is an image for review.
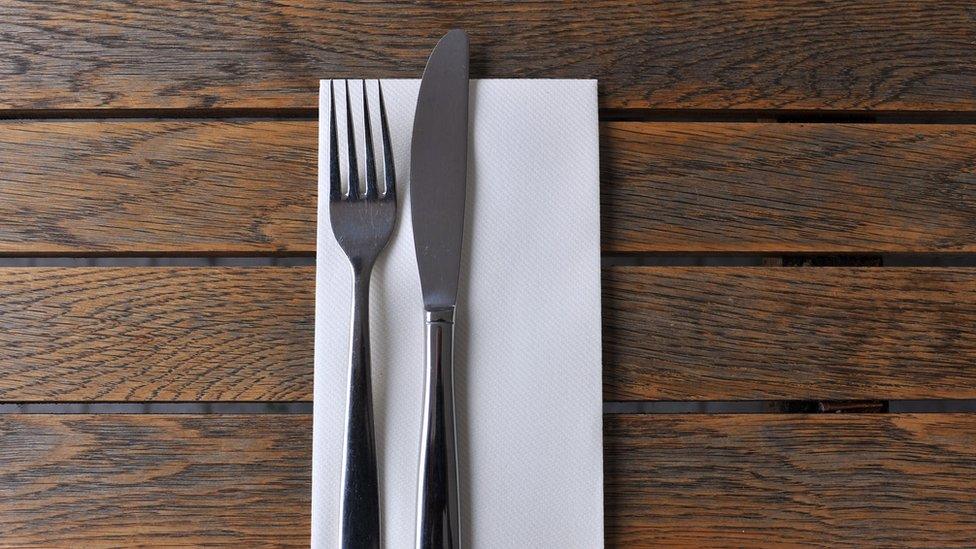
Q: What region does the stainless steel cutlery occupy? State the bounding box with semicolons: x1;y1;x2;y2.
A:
331;28;469;549
330;79;397;549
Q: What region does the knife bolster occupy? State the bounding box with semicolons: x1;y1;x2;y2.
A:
424;306;456;324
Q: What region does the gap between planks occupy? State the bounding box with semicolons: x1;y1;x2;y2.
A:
3;108;976;124
3;255;976;267
2;401;976;414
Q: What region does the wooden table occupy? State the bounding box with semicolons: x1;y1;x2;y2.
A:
2;2;975;546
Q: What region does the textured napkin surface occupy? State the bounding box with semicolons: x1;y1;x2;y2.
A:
313;79;602;548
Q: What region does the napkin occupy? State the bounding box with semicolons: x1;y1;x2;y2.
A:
313;79;603;548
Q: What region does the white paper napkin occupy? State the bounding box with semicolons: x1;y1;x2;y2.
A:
313;79;603;548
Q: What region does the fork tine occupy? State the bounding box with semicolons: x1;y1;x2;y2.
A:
377;80;396;200
329;80;341;201
361;80;378;199
344;80;360;200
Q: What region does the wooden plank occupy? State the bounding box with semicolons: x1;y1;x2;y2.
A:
6;413;971;547
603;267;976;400
602;122;976;253
0;268;312;401
605;414;976;547
0;120;315;255
0;414;310;547
5;120;976;254
1;1;974;110
7;265;975;402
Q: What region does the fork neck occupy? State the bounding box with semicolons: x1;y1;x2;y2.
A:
350;257;376;279
349;259;376;318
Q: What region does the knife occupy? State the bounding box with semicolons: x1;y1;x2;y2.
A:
410;29;469;549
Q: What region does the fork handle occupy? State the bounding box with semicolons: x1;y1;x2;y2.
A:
340;266;380;549
416;307;461;549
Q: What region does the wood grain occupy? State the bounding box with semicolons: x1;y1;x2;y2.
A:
1;1;974;110
6;266;976;402
602;122;976;253
5;121;976;254
605;414;976;547
0;268;313;401
3;413;973;547
7;267;976;401
0;120;314;255
604;267;976;400
0;414;310;547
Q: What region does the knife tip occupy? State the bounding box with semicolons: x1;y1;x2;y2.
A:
442;28;469;45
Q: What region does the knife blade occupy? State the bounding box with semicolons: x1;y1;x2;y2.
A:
411;29;469;311
410;29;469;549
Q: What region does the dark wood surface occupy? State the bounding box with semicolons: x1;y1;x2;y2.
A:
0;120;314;254
1;1;974;546
5;120;976;254
0;268;312;401
602;123;976;253
604;267;976;400
6;266;976;403
605;414;976;547
3;414;973;547
0;415;311;547
1;1;974;110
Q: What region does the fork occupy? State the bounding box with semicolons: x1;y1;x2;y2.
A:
330;79;397;549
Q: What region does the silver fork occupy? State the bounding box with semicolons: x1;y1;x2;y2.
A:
330;79;396;549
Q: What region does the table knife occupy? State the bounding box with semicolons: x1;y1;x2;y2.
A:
410;29;469;549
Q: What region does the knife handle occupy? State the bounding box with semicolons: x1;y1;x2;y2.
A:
416;307;461;549
340;268;380;549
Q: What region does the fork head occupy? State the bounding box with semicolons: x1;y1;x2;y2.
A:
329;79;398;269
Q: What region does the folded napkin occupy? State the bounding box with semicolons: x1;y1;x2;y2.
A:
313;79;603;548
